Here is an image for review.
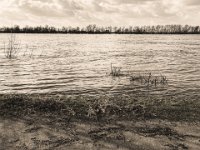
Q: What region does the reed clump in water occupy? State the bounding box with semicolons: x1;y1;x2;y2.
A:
130;73;168;87
109;64;168;87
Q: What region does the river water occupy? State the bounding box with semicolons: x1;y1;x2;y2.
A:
0;34;199;97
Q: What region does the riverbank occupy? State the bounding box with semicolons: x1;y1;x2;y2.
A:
0;94;200;149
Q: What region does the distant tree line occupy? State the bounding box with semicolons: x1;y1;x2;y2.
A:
0;24;200;34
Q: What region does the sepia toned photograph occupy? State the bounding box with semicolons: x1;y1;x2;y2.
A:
0;0;200;149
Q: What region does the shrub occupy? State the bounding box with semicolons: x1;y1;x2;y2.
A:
4;34;20;59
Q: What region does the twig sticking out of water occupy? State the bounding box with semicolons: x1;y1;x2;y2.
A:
23;44;28;56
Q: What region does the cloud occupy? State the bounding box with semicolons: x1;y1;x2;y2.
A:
111;0;159;4
184;0;200;5
0;0;199;27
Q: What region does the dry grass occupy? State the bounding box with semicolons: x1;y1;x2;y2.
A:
0;94;199;122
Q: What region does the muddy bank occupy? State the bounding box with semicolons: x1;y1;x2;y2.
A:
0;94;200;149
1;118;200;150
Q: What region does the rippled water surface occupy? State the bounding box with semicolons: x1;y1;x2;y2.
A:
0;34;200;97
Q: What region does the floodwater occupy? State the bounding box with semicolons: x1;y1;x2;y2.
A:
0;34;200;97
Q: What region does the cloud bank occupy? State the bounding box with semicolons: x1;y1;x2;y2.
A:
0;0;199;27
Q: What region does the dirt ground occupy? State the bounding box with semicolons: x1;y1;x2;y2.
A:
1;118;200;150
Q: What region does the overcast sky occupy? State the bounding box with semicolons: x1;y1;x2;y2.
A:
0;0;199;27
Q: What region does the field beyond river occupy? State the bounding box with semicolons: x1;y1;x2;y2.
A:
0;94;200;150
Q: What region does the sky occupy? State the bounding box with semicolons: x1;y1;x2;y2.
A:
0;0;199;27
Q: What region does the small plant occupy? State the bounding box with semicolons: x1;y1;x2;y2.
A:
110;63;122;77
87;95;122;121
4;34;20;59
